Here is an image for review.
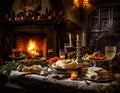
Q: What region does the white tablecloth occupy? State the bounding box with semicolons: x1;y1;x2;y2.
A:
10;70;120;93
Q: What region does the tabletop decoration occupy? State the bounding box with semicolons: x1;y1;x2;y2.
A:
71;71;78;80
0;55;120;93
69;33;72;46
75;34;82;63
83;51;109;68
1;50;120;93
105;46;116;75
0;60;20;76
81;32;86;47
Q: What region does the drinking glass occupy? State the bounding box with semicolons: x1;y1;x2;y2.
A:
59;50;65;59
64;43;74;59
105;46;116;74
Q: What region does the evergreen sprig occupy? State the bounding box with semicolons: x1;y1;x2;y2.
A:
0;60;20;75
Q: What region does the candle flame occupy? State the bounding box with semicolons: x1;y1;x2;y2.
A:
71;71;78;80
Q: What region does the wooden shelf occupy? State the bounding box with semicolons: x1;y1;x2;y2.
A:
1;19;55;26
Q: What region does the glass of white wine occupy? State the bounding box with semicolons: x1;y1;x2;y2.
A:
105;46;116;74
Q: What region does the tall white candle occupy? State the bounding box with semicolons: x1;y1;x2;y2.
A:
69;33;72;46
76;34;79;41
82;32;86;47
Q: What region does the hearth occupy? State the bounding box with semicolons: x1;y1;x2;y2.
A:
10;24;57;58
16;32;46;57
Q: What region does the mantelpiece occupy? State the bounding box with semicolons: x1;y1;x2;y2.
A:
1;19;57;59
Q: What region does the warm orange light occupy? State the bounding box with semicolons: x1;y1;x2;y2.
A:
83;0;88;4
74;0;79;5
74;0;88;7
74;0;83;8
27;39;39;57
28;41;35;51
83;0;88;7
71;71;78;80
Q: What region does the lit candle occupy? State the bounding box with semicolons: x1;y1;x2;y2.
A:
69;33;72;46
76;34;79;41
71;71;78;80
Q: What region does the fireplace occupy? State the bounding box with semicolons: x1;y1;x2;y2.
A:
16;32;47;57
11;24;57;57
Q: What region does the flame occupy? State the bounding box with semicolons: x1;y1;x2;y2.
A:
71;71;78;80
27;39;39;57
28;40;35;51
28;40;36;50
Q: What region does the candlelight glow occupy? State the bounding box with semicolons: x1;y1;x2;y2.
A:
74;0;88;7
74;0;79;5
71;71;78;80
83;0;88;4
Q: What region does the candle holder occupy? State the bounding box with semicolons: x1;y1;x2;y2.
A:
75;40;82;63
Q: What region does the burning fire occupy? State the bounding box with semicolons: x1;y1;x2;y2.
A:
27;39;39;57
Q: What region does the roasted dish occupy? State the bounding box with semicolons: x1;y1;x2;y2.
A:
50;59;80;69
17;64;41;72
85;51;107;60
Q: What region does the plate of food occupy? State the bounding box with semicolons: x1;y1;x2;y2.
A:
82;76;114;82
82;67;114;82
84;51;109;61
17;64;42;72
49;59;82;70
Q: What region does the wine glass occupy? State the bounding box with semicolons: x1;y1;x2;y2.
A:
64;43;74;59
105;46;116;74
59;49;65;59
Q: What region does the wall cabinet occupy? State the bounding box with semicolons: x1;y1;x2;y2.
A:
88;6;120;52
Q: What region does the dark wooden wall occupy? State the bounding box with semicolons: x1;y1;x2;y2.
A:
87;6;120;53
1;0;120;59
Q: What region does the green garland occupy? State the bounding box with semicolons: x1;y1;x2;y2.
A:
0;60;48;76
0;60;20;76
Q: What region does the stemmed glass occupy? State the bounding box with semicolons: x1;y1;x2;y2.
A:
105;46;116;74
89;59;97;68
64;43;74;59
